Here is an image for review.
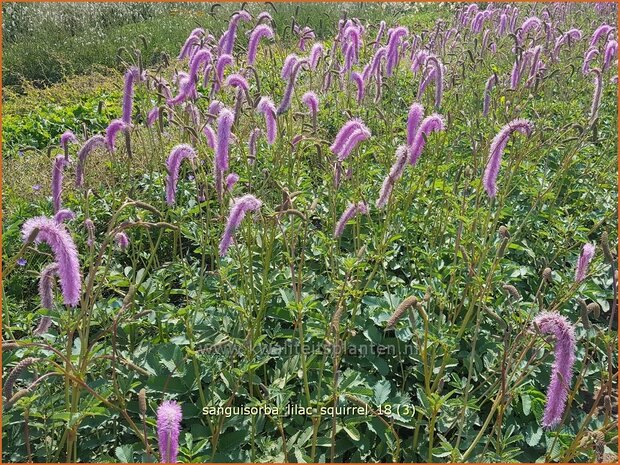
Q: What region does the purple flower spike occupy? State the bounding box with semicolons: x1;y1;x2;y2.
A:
330;119;370;160
215;109;235;173
350;72;365;103
309;42;324;69
376;145;409;209
590;24;613;47
483;119;533;197
225;173;240;192
122;67;142;125
22;216;81;307
406;103;424;146
203;125;216;149
165;144;197;206
334;201;368;238
575;243;595;283
157;400;182;463
603;40;617;71
105;119;128;152
115;232;130;250
219;194;262;256
60;130;78;159
408;114;445;166
532;311;576;429
247;24;274;65
76;135;106;187
39;262;59;310
337;126;371;162
54;209;75;223
257;97;277;145
147;107;161;128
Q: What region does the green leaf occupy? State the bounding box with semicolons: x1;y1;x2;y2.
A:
115;444;134;463
521;392;532;416
527;426;544;447
374;380;391;406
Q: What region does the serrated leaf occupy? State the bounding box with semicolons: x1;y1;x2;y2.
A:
374;379;391;405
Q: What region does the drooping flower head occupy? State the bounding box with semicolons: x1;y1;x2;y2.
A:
376;145;409;209
575;243;595;283
207;100;224;123
302;91;319;117
225;73;249;93
297;26;315;51
350;72;365;103
330;119;371;161
203;124;216;149
411;49;430;74
590;24;613;47
281;54;299;80
60;130;78;159
219;194;263;256
583;47;599;74
409;114;445;166
309;42;324;69
165;144;197;206
178;31;202;60
483;119;533;197
531;311;576;428
76;135;106;187
105;119;129;152
168;51;212;105
256;11;272;24
517;16;542;44
589;68;603;122
157;400;182;463
334;201;368;238
54;209;75;223
188;49;213;83
22;216;81;307
371;47;387;76
276;59;307;115
256;97;277;145
374;21;386;48
147;107;161;128
407;103;424;146
221;9;252;55
39;262;59;310
213;54;234;92
386;26;408;76
225;173;240;192
247;24;274;65
114;232;130;250
603;39;618;71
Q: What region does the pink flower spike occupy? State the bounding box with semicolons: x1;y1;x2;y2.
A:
105;119;128;152
157;400;182;463
482;119;533;197
575;243;595;283
22;216;81;307
165;144;197;206
219;194;262;256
